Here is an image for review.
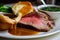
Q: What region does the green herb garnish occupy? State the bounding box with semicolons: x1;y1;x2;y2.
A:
41;7;60;12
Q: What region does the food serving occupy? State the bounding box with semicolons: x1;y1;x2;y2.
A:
40;7;60;12
38;5;60;19
0;1;54;36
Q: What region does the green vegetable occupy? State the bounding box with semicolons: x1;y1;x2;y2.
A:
40;7;60;12
0;3;12;13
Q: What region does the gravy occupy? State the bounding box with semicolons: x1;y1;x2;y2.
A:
8;23;40;36
8;27;39;36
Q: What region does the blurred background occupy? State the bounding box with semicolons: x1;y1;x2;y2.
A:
0;0;60;5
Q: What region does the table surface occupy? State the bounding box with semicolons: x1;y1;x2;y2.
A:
0;32;60;40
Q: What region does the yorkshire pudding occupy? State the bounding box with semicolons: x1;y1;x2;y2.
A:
0;12;22;30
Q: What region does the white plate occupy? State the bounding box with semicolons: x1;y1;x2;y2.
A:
0;4;60;39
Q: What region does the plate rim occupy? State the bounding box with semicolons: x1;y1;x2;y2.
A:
0;30;60;39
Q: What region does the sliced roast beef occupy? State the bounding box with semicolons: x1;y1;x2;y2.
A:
19;11;54;32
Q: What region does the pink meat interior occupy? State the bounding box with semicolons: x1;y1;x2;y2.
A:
20;12;42;25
